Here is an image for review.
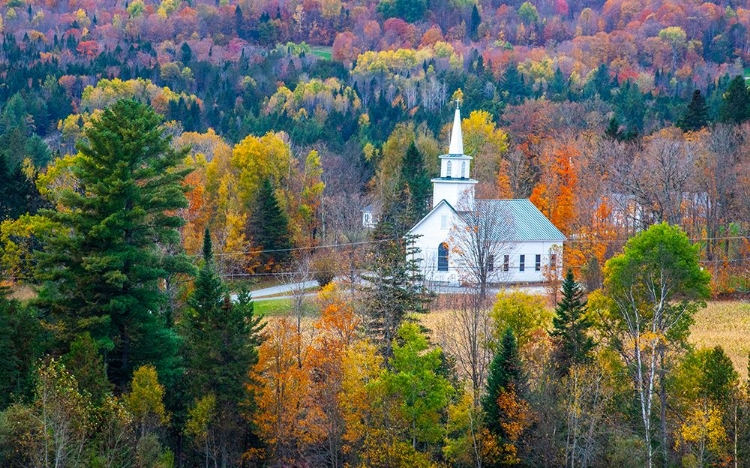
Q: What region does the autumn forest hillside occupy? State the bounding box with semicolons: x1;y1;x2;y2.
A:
1;0;750;466
0;0;748;291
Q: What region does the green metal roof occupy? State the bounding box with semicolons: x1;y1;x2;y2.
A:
457;199;567;242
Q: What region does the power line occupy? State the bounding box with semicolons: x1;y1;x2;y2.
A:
209;236;399;257
564;235;749;244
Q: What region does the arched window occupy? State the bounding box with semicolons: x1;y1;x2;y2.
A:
446;160;452;178
438;242;449;272
461;161;466;178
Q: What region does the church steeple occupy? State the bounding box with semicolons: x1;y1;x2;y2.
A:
448;101;464;155
431;101;477;208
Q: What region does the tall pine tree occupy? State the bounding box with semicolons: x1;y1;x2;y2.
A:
182;228;265;463
360;236;432;363
36;99;194;389
401;141;431;225
550;269;595;376
249;177;292;269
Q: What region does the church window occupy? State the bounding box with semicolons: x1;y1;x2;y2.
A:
503;255;509;272
535;254;541;271
438;242;449;272
440;215;447;229
446;160;452;177
519;255;525;272
461;161;466;178
488;255;494;271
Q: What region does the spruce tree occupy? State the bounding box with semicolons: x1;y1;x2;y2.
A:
182;228;265;463
482;328;525;437
36;99;194;389
551;269;595;376
361;236;432;363
678;89;709;131
401;141;431;224
720;75;750;124
470;4;481;41
604;117;623;141
249;177;292;269
0;275;44;409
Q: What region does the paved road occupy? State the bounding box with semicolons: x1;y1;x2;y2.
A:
233;279;548;302
231;280;319;302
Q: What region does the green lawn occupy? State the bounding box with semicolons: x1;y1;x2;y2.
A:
254;298;319;317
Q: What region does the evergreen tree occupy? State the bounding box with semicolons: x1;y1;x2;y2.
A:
614;80;645;132
482;328;525;437
182;228;265;463
548;67;567;102
360;236;432;363
470;4;482;41
36;99;195;389
502;64;528;103
372;183;411;240
604;117;623;141
401;141;432;224
550;269;595;376
719;75;750;124
249;177;292;269
0;276;44;409
678;89;709;131
180;42;192;64
62;332;112;404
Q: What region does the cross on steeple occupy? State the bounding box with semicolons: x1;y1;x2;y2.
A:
454;97;462;109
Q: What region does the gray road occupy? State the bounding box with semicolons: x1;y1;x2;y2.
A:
231;280;319;302
234;279;547;302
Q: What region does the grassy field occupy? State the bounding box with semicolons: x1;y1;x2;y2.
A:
417;300;750;378
690;300;750;378
254;298;319;317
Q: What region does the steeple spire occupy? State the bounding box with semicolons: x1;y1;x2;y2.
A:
448;99;464;155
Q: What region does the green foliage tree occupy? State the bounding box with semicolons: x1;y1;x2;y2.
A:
719;76;750;124
384;322;455;449
678;89;709;132
491;291;551;348
181;228;265;463
603;222;711;468
377;0;426;22
36;99;194;389
518;1;539;24
249;177;292;269
551;269;595;376
360;236;432;362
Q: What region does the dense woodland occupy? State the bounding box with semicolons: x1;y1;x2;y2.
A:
0;0;749;466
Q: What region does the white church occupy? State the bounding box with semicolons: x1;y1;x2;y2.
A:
407;104;566;285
